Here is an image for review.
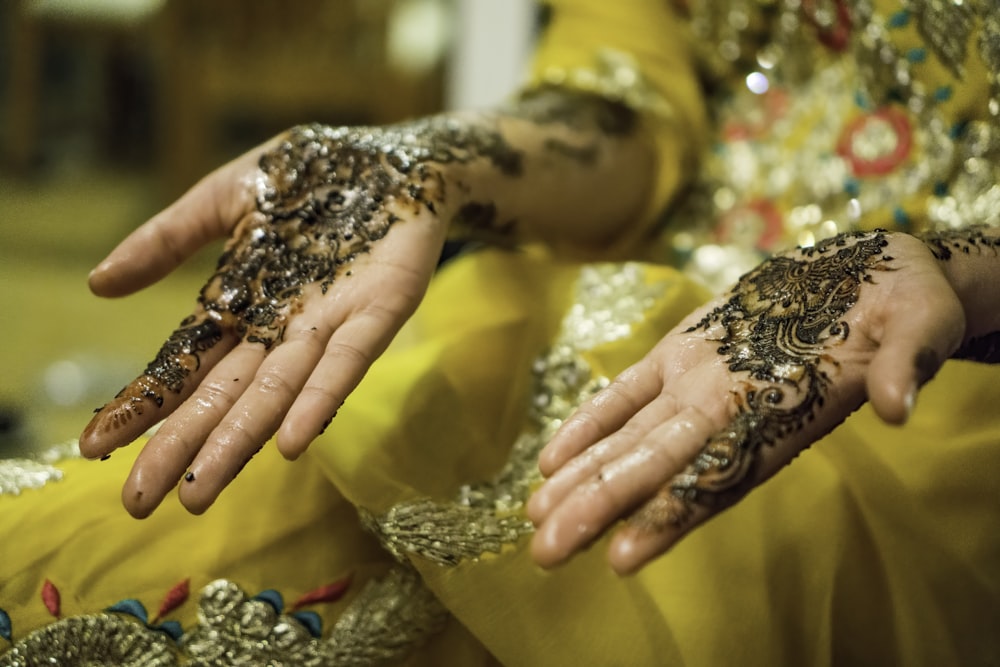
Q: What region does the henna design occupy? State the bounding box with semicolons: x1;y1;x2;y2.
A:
632;231;894;529
90;91;637;437
90;119;525;433
919;226;1000;365
919;226;1000;261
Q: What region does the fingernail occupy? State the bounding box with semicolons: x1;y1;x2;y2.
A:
903;383;917;422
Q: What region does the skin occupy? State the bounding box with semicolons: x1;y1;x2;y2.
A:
78;86;1000;575
528;227;1000;574
79;90;655;519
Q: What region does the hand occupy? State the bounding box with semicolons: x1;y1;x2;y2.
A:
527;231;968;574
81;124;455;517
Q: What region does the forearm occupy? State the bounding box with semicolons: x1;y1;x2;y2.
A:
293;89;658;257
445;89;658;255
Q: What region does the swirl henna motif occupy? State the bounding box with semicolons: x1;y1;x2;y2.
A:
86;119;526;440
632;231;895;528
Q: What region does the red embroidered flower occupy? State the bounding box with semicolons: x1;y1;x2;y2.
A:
802;0;853;52
716;199;784;252
837;107;913;177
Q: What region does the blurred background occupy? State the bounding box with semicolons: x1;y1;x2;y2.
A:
0;0;538;457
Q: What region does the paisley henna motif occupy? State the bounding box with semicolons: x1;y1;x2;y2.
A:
633;231;894;527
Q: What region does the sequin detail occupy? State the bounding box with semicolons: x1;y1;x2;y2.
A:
660;0;1000;291
0;442;79;496
534;49;675;120
365;264;665;565
0;569;445;666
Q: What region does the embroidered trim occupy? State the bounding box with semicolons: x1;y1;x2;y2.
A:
364;264;665;565
532;49;676;120
0;568;446;666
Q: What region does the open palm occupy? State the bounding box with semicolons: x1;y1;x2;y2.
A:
80;125;450;518
528;231;967;574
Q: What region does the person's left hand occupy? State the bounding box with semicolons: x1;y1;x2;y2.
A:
527;230;967;574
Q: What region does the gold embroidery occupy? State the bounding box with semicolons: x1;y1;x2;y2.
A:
1;568;446;666
908;0;975;77
534;49;676;120
365;264;663;565
0;614;178;666
0;441;79;496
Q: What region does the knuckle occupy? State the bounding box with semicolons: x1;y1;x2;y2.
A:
323;339;373;368
255;370;296;398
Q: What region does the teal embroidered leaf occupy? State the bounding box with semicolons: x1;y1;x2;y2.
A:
153;620;183;641
106;599;149;624
0;608;11;641
253;589;284;613
291;611;323;638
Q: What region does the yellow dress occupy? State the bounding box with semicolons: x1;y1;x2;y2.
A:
4;1;1000;664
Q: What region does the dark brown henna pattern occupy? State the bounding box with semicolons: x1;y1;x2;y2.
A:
88;119;525;436
88;91;637;441
632;231;894;529
919;225;1000;261
919;226;1000;365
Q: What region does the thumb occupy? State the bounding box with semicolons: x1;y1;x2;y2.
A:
866;272;965;425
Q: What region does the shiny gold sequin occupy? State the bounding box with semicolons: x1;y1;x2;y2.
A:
0;614;178;666
536;49;676;120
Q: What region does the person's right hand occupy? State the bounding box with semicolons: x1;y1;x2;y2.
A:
80;124;455;518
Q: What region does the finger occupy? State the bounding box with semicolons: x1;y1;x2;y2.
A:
120;343;266;518
79;313;238;459
527;392;679;524
276;296;413;459
538;362;663;478
175;321;337;514
88;148;266;298
607;379;869;574
531;406;717;569
866;277;964;424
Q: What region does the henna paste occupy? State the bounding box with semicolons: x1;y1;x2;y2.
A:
632;231;894;529
919;225;1000;261
90;119;526;433
90;91;639;438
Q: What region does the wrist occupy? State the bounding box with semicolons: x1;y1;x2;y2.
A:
920;227;1000;344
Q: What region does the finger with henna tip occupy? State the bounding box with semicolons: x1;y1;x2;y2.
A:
538;363;662;478
531;406;714;569
120;343;266;518
527;392;679;524
607;515;697;575
79;319;237;459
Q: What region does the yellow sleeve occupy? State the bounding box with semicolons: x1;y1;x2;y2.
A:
525;0;707;231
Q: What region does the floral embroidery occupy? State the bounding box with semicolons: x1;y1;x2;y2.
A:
0;568;445;666
837;106;914;176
